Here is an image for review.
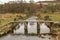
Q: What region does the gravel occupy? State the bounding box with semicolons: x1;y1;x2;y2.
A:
0;34;53;40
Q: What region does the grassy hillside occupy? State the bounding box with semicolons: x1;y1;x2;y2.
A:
0;13;60;36
0;13;60;25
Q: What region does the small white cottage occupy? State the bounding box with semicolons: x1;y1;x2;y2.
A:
13;16;50;34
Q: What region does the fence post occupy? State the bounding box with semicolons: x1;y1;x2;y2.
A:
50;22;54;34
37;22;40;36
10;22;19;33
24;22;28;35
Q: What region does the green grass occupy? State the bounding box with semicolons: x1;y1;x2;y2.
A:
40;13;60;21
0;13;60;36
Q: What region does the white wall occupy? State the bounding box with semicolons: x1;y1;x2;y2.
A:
28;22;37;34
14;23;24;34
40;23;50;34
13;22;50;34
